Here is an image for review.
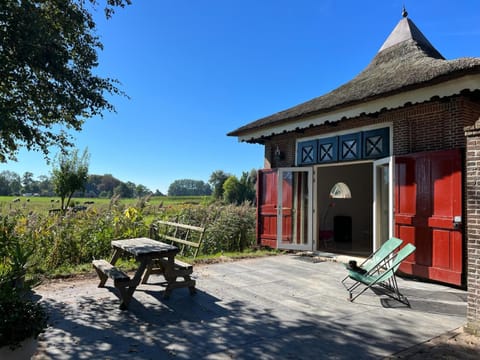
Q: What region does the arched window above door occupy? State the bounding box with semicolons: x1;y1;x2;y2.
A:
329;182;352;199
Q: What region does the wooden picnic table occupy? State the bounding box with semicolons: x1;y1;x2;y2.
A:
92;237;196;309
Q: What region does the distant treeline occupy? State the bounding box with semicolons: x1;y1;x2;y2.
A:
1;169;256;201
0;170;160;198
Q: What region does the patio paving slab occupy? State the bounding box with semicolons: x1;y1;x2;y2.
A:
32;254;467;359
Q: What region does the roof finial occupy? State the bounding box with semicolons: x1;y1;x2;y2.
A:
402;5;408;18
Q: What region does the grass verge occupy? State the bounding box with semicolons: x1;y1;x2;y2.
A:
34;249;282;281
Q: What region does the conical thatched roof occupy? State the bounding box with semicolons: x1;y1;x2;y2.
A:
228;14;480;140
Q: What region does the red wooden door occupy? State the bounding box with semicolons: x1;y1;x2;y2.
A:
257;169;311;250
257;169;278;248
395;149;463;285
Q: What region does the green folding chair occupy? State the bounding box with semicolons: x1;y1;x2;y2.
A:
343;243;416;306
341;237;403;286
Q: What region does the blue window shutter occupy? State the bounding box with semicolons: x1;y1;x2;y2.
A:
297;140;318;165
363;128;390;159
318;137;338;163
339;133;362;161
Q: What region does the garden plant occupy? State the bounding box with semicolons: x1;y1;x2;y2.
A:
0;215;48;353
0;194;266;355
0;196;258;276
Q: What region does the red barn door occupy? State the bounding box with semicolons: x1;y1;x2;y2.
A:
257;168;313;250
394;149;463;285
257;169;278;248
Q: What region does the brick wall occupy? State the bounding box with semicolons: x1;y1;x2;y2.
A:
393;96;479;155
464;119;480;335
265;134;297;168
263;94;480;166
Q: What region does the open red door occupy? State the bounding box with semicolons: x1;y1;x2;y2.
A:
257;168;313;250
395;149;463;285
257;169;278;248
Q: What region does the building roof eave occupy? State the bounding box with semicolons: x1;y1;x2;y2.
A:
228;15;480;141
233;74;480;143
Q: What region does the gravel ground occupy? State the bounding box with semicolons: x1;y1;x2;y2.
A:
388;327;480;359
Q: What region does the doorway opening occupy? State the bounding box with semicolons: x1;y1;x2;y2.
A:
316;162;373;255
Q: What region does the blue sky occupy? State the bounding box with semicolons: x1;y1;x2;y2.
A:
2;1;480;193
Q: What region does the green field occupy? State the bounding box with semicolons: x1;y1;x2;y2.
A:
0;195;213;214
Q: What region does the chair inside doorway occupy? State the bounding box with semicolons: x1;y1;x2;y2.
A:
334;215;352;250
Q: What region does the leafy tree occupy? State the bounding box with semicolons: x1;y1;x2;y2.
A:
136;184;151;198
222;170;257;204
209;170;230;199
83;175;99;197
153;189;165;196
0;0;131;163
223;176;241;204
0;169;151;198
98;174;119;197
167;179;212;196
0;170;21;195
114;182;133;198
21;171;38;194
85;173;121;197
240;169;257;204
37;175;54;196
0;173;10;196
51;148;90;210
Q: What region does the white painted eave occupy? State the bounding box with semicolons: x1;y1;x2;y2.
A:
237;74;480;143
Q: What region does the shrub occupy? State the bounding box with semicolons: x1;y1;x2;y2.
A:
0;218;48;351
202;202;256;254
0;213;34;285
0;288;48;350
1;205;149;273
1;200;257;275
161;202;256;255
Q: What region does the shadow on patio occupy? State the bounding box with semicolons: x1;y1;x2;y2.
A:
32;255;467;359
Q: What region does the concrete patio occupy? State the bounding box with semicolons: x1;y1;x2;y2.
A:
32;254;467;359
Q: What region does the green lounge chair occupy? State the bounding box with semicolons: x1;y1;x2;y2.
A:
341;237;403;286
343;243;416;306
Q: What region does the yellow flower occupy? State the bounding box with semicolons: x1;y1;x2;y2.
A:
124;207;138;221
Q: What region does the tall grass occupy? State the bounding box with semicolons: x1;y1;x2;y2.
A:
0;197;257;277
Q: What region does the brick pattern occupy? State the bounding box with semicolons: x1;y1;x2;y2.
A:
264;95;480;166
266;134;297;168
464;119;480;335
393;97;476;154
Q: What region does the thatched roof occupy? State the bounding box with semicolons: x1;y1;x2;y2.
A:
228;15;480;140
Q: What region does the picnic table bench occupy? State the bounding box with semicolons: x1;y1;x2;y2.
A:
149;220;206;259
92;237;196;309
143;220;205;296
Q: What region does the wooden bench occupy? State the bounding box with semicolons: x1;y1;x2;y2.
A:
92;259;132;309
145;221;205;297
92;259;131;287
149;220;206;259
142;257;196;299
